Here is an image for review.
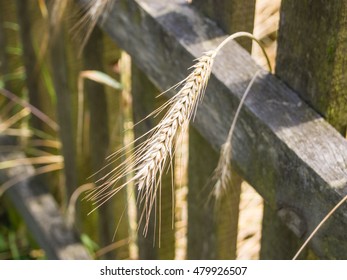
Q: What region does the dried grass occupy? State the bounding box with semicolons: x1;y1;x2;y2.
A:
0;162;63;197
0;88;59;131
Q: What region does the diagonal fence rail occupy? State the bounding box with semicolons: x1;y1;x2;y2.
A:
76;0;347;259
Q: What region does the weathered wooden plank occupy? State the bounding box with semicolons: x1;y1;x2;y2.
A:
188;0;254;259
188;128;241;259
187;128;217;259
0;136;91;259
276;0;347;134
274;0;347;259
83;27;122;259
260;202;305;259
78;0;347;259
260;202;304;259
192;0;255;50
258;0;303;259
102;45;130;260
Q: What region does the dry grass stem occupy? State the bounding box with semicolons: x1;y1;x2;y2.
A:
66;183;95;228
0;88;59;131
212;71;261;199
0;155;63;170
88;32;268;235
293;194;347;260
212;32;271;200
0;109;30;133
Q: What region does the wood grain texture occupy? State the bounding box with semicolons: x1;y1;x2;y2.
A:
276;0;347;134
192;0;256;50
0;136;91;260
260;202;305;259
274;1;347;259
187;127;218;259
77;0;347;259
188;127;241;259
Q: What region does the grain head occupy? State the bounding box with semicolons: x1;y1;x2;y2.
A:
88;32;269;235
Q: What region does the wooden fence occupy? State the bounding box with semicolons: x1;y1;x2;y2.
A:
87;0;347;259
1;0;347;259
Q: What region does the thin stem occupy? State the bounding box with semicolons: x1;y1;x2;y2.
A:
214;31;272;72
293;194;347;260
225;70;261;146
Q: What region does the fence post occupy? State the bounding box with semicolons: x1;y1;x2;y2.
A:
131;63;175;259
260;202;304;259
47;6;78;200
259;3;308;261
188;0;255;259
260;0;347;259
192;0;256;50
276;1;347;135
0;0;23;95
278;0;347;257
83;28;130;259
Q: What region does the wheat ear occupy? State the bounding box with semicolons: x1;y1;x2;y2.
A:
87;32;268;234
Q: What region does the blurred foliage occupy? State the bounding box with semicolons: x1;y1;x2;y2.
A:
0;0;127;259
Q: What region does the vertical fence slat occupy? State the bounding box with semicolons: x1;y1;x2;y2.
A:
276;0;347;135
0;3;8;89
83;27;130;259
0;0;23;95
188;0;255;259
187;128;219;259
192;0;256;50
260;202;305;259
258;2;305;259
271;0;347;259
260;203;307;259
131;63;175;259
15;0;45;132
48;13;77;199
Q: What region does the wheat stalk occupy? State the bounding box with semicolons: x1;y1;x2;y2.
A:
212;70;261;199
211;33;272;200
87;32;269;234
